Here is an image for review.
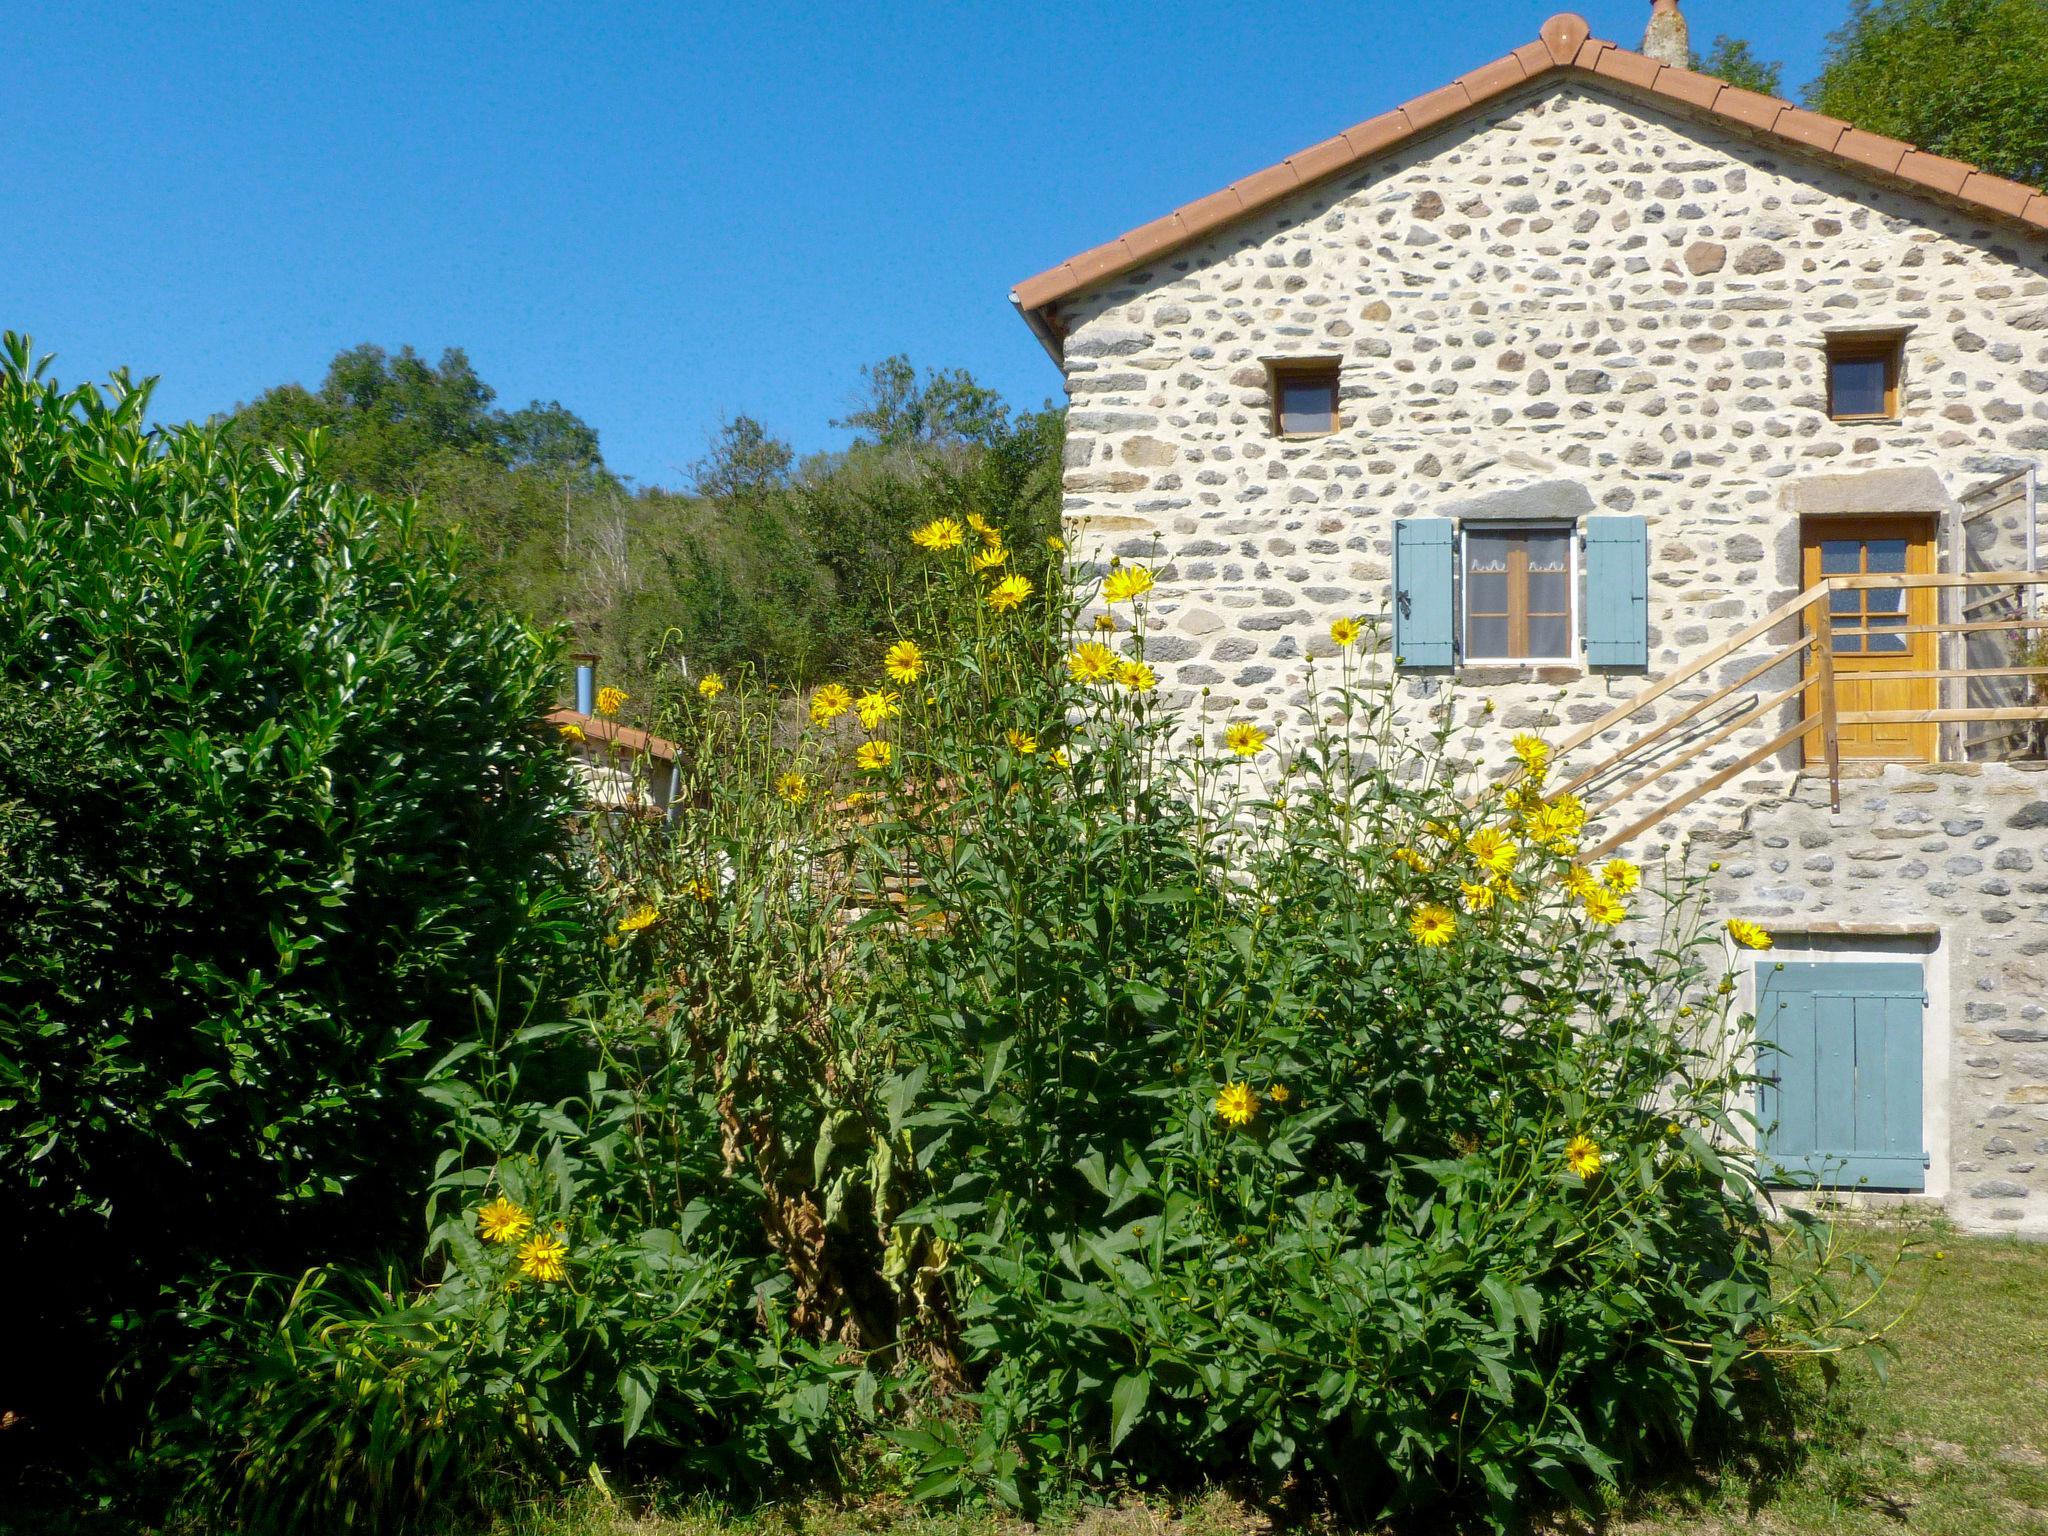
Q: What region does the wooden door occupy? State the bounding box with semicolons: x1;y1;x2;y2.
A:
1756;961;1926;1191
1802;516;1938;762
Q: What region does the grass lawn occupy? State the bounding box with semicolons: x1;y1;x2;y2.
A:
483;1228;2048;1536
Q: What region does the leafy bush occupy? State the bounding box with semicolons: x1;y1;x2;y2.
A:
167;503;1899;1530
0;336;590;1412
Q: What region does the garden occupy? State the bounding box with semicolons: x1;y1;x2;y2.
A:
0;339;1943;1533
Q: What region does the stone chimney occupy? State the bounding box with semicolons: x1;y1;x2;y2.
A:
1643;0;1690;68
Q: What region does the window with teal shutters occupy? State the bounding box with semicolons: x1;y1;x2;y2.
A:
1583;515;1648;667
1755;960;1927;1191
1393;518;1455;668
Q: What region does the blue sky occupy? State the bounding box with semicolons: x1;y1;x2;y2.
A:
6;2;1843;488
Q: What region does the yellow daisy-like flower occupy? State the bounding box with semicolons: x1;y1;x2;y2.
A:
558;722;585;742
1602;859;1641;894
1093;613;1117;633
1005;728;1038;755
1115;659;1157;693
1392;847;1432;874
1267;1082;1291;1105
1046;535;1066;552
911;517;966;551
680;877;714;902
1666;1121;1683;1138
856;739;893;772
1214;1082;1259;1128
985;574;1032;613
1329;616;1362;648
476;1197;532;1245
595;685;628;717
1525;804;1580;854
1408;903;1457;947
697;673;725;699
1491;875;1526;906
810;683;853;726
615;904;658;935
775;772;809;805
1066;641;1118;684
516;1231;569;1283
1726;918;1773;951
1223;721;1268;758
1511;732;1550;775
856;689;902;731
1564;1134;1602;1179
1465;826;1517;876
971;546;1008;573
965;512;994;536
1549;792;1588;833
1100;565;1155;604
882;640;924;683
1459;879;1495;914
1581;888;1626;926
1048;747;1071;770
1564;864;1600;900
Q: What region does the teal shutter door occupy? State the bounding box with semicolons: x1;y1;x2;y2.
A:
1755;961;1926;1191
1393;518;1455;668
1583;515;1648;667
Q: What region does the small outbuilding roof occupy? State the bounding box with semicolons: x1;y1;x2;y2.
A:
1010;10;2048;358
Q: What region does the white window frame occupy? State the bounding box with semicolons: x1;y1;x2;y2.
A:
1457;520;1581;667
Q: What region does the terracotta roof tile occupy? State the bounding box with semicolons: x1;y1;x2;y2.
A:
1009;10;2048;340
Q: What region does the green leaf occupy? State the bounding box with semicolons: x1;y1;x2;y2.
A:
1109;1371;1150;1450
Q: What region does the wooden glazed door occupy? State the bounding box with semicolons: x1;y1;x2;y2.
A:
1801;516;1939;763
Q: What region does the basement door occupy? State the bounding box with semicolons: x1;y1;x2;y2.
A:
1755;961;1927;1191
1802;515;1939;763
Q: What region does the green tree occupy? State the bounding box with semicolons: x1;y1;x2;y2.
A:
1809;0;2048;187
833;354;1015;449
1692;34;1785;95
0;336;591;1426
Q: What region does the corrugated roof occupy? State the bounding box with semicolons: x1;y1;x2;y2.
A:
1010;11;2048;356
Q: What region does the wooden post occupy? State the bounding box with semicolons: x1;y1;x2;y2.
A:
1812;597;1843;812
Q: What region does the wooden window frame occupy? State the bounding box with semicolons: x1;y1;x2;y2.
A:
1266;359;1341;439
1825;331;1906;423
1459;521;1580;665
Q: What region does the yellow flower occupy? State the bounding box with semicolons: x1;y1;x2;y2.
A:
1726;918;1773;951
1214;1082;1259;1128
595;685;628;717
516;1231;569;1283
1093;613;1117;632
1492;875;1526;905
1564;864;1600;900
697;673;725;699
965;512;994;537
1666;1121;1682;1138
1005;728;1038;755
881;641;925;684
1459;879;1495;914
1408;903;1457;947
810;683;853;725
1602;859;1641;894
1223;721;1268;758
1268;1082;1291;1105
1329;616;1362;648
1066;642;1118;684
1525;803;1580;854
856;740;893;772
557;722;585;742
1115;659;1157;693
1048;747;1071;770
476;1197;531;1245
971;546;1008;573
615;904;658;935
1465;826;1517;876
856;689;901;731
1564;1134;1602;1179
911;517;966;551
1392;846;1432;874
985;574;1032;613
679;877;713;902
1581;887;1626;926
1046;535;1066;552
1101;565;1155;604
1549;792;1588;833
1511;732;1550;775
775;772;809;805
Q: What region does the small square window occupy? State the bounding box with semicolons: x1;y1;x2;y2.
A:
1826;332;1904;422
1269;360;1340;437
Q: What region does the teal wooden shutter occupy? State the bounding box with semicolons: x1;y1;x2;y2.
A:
1755;961;1926;1191
1583;515;1648;667
1393;518;1455;668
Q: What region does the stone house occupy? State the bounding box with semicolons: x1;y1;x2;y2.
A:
1009;4;2048;1232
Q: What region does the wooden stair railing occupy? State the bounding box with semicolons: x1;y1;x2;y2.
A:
1545;571;2048;859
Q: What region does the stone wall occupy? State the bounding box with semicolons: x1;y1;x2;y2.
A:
1698;764;2048;1235
1048;78;2048;823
